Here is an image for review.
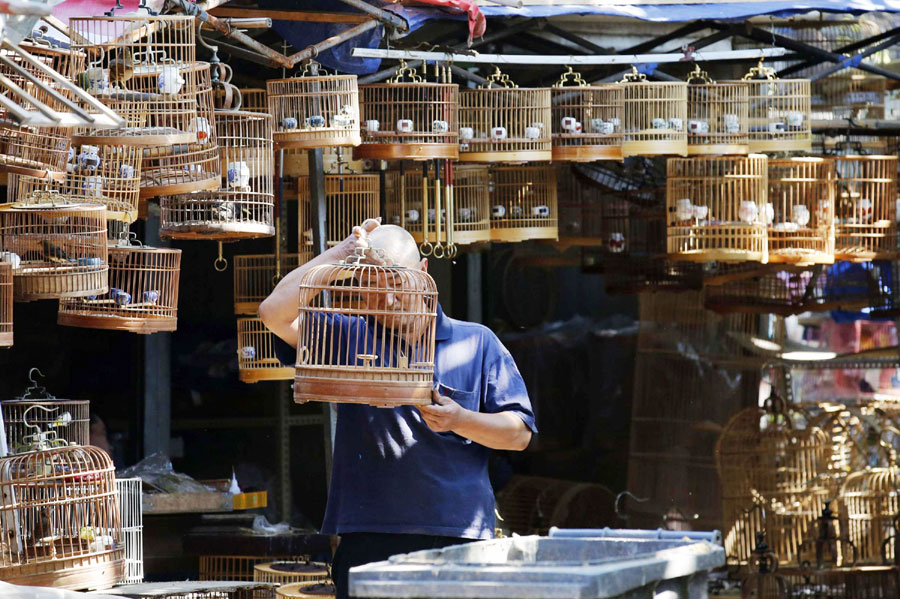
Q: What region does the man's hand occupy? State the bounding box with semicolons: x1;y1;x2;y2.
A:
418;389;465;433
336;217;382;260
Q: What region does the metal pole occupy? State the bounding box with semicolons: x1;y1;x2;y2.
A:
808;33;900;82
143;204;171;458
336;0;408;31
779;25;900;77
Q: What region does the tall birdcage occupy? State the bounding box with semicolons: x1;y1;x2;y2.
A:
767;157;835;265
685;66;749;156
550;67;623;162
237;317;294;383
0;195;108;301
0;126;71;178
489;164;558;242
356;61;458;161
277;583;335;599
297;171;380;251
116;477;143;584
458;67;551;163
240;88;268;113
160;110;274;240
840;469;900;564
666;155;769;263
833;155;898;262
619;67;688;157
2;368;90;452
268;63;360;149
57;233;182;334
293;249;438;407
0;261;11;347
234;253;313;315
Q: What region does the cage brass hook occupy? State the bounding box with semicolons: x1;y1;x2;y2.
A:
553;65;587;88
214;241;228;272
685;64;714;85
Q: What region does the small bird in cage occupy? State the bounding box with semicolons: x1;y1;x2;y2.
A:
30;506;53;544
41;240;73;264
857;198;873;223
213;201;235;221
108;48;134;85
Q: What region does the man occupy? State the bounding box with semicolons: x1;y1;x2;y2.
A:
259;219;536;599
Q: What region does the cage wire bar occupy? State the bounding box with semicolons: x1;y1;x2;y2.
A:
833;155;898;262
489;165;558;242
115;477;143;584
297;173;380;251
551;68;623;162
238;316;296;383
0;262;11;347
234;253;314;315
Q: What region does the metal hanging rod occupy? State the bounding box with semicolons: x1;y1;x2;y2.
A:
351;46;786;65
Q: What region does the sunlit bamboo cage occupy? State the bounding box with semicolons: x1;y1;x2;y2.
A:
840;468;900;564
200;555;305;581
0;262;11;347
0;38;85;121
57;234;181;334
0;125;71;178
297;172;380;250
619;68;688;157
69;15;197;70
833;155;898;262
160;110;274;240
489;164;558;242
356;61;457;161
116;477;143;585
716;403;831;565
0;197;108;302
254;561;329;588
2;394;90;453
741;549;791;599
0;432;124;589
268;64;360;150
73;97;203;148
277;583;335;599
766;157;835;265
240;88;268;113
550;67;623;162
495;475;616;536
458;67;550;163
234;253;313;314
666;155;769;263
293;251;438;407
813;74;886;120
237;316;295;383
685;68;749;156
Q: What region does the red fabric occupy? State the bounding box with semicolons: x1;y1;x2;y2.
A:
407;0;486;44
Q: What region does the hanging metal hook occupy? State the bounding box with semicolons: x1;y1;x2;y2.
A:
615;490;649;522
214;241;228;272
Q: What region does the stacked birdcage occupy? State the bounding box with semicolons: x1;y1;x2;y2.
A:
268;63;360;149
116;477;143;584
296;172;380;251
254;561;329;592
0;261;11;347
766;157;835;265
666;155;769;263
293;249;438;407
57;233;182;334
619;68;688;157
234;253;313;315
237;317;295;383
833;155;898;261
815;74;886;120
489;165;558;242
459;67;551;163
160;110;274;240
685;67;749;156
550;67;623;162
2;395;90;457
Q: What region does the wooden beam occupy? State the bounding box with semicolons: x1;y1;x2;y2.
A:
209;7;369;24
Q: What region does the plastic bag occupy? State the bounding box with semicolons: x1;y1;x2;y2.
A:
119;452;214;494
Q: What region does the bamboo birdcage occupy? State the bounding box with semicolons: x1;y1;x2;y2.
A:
0;262;11;347
666;155;769;263
0;418;124;590
0;126;71;178
356;61;457;161
276;583;335;599
0;39;86;123
619;68;688;157
0;196;108;301
297;172;380;250
833;155;898;262
254;561;329;588
116;477;143;584
489;165;558;242
766;157;835;265
268;66;360;150
2;370;90;452
237;317;294;383
814;74;886;121
685;67;749;156
458;67;551;163
293;249;438;407
69;15;197;69
550;67;623;162
234;253;313;315
57;233;182;334
160;110;274;240
840;469;900;564
240;88;268;113
200;555;305;581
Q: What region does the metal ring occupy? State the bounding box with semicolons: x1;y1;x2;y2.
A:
214;257;228;272
433;244;445;259
419;241;433;257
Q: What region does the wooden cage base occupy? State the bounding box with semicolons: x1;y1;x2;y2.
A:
767;248;835;266
140;174;220;200
0;551;124;591
294;376;432;408
160;222;275;240
240;367;294;383
14;269;109;302
458;150;552;163
73;129;197;148
622;139;688;157
687;143;749;156
669;249;766;263
0;161;66;181
834;249;900;262
551;145;623;162
0;331;12;347
491;226;559;243
57;311;177;334
353;143;459;161
274;132;361;150
748;138;812;153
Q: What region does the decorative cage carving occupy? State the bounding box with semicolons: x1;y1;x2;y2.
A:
2;401;90;454
458;67;550;163
840;469;900;564
833;155;898;262
268;65;360;150
293;250;438;407
0;198;108;301
254;561;329;588
160;110;274;240
550;67;623;162
57;234;181;334
0;428;124;589
276;583;335;599
297;172;380;250
116;477;143;584
356;61;457;161
489;165;558;243
0;262;10;347
234;253;313;315
619;68;688;157
666;155;769;263
767;157;835;265
237;316;295;383
240;88;268;113
0;126;71;178
685;67;749;156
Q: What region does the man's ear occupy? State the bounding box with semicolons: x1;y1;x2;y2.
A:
420;258;428;273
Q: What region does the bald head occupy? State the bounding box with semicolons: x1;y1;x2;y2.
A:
367;225;423;269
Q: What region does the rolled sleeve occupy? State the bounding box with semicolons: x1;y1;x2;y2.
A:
483;348;538;434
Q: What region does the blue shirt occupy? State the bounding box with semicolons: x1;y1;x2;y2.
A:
275;303;536;539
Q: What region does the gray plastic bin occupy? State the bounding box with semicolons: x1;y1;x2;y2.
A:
349;533;725;599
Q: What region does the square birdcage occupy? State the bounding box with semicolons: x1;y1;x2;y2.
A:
489;165;558;242
233;253;313;315
619;69;688;157
685;67;749;156
239;88;268;114
0;262;10;347
666;155;769;263
160;110;273;240
458;67;550;163
2;397;90;455
0;196;108;301
297;173;380;250
550;68;623;162
767;157;835;265
57;234;182;334
833;155;898;261
237;316;294;383
116;477;143;584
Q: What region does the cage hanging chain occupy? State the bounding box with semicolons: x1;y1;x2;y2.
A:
214;241;228;271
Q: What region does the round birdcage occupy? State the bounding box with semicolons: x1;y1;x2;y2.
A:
0;261;11;347
1;370;90;452
0;414;124;590
833;155;898;262
57;233;181;334
0;38;86;121
356;61;457;161
767;157;835;265
277;583;335;599
0;195;108;301
69;15;197;70
489;164;558;242
254;561;329;588
458;67;551;163
294;249;438;407
666;154;769;263
840;468;900;564
160;110;274;240
0;125;71;179
234;253;313;315
550;67;623;162
685;66;749;156
297;172;380;250
237;316;295;384
199;555;304;581
239;88;268;113
619;68;688;157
